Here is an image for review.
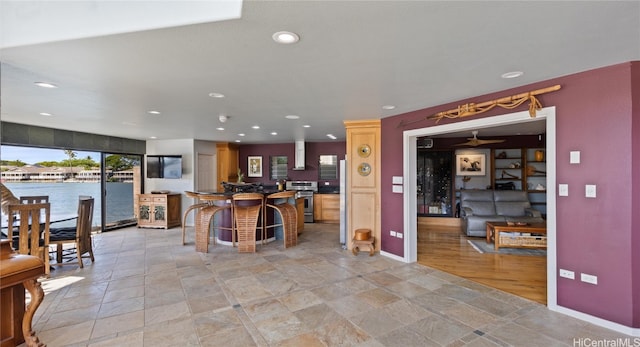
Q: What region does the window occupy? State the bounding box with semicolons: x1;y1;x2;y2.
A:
319;155;338;180
270;156;288;180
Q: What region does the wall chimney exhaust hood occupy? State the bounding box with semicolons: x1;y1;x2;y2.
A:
292;140;305;170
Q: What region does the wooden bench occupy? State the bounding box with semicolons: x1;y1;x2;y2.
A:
0;240;46;347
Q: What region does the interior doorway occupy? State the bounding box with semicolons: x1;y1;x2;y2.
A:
402;107;557;306
197;153;216;192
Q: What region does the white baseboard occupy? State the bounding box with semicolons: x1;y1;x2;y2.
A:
549;304;640;337
380;250;408;262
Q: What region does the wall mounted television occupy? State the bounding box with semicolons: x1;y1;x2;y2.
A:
146;155;182;179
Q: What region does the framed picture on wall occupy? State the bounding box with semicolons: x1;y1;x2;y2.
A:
248;156;262;177
456;154;485;176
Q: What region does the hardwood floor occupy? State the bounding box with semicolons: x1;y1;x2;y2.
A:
417;223;547;304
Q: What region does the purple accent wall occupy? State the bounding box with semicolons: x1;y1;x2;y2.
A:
632;63;640;328
238;141;346;185
381;61;639;328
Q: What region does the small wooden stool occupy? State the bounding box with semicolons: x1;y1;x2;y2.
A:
352;229;375;256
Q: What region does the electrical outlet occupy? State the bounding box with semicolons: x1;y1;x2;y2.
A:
396;233;403;239
585;185;596;198
390;230;397;237
558;184;569;197
581;273;598;285
559;269;575;279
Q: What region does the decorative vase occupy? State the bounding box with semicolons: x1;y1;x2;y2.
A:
534;150;544;162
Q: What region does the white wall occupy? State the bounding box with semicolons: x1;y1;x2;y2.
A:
145;139;195;223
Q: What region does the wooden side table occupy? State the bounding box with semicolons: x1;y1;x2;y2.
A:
352;237;375;256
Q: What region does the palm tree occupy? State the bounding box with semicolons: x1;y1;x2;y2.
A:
64;149;77;180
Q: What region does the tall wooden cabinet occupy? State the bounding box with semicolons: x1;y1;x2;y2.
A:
216;143;239;190
344;120;381;252
137;193;181;229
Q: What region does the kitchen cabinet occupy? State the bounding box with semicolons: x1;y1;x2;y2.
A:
296;197;305;232
313;194;340;223
137;193;181;229
216;143;239;190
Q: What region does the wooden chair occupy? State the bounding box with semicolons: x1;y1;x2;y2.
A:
49;197;95;268
232;193;264;253
0;182;20;215
265;191;298;248
19;196;49;204
7;202;51;277
182;191;210;245
194;194;233;253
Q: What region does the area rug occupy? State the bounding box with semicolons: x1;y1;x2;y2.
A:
467;239;546;256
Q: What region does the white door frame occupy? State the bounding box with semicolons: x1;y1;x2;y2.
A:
401;107;557;307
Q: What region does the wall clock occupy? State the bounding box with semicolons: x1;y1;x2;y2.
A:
357;162;371;176
357;144;371;158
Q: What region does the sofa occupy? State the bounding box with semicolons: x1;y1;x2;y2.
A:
459;190;544;237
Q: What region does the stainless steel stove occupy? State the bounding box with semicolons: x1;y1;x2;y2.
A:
286;181;318;223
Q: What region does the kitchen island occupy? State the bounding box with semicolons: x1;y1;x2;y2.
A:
193;188;296;252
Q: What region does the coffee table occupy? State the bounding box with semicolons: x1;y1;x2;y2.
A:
486;222;547;250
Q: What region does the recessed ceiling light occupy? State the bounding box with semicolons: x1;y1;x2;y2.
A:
382;105;396;110
209;92;225;98
252;125;260;129
303;124;311;128
148;110;161;115
216;127;225;131
34;82;57;88
327;134;337;140
238;133;245;137
271;132;278;136
272;31;299;44
235;139;241;143
39;112;53;116
285;115;300;120
149;136;157;139
501;71;524;79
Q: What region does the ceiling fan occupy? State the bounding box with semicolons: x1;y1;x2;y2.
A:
453;130;506;147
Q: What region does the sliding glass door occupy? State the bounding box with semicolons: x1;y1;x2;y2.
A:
102;153;141;230
1;145;143;231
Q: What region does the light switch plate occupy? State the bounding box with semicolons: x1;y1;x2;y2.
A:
585;184;596;198
570;151;581;164
581;273;598;285
392;185;403;193
558;184;569;196
392;176;403;184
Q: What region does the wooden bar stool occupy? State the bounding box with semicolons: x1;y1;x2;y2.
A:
232;193;264;253
181;191;210;245
265;191;298;248
194;194;232;253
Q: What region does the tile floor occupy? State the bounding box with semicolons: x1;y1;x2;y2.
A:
28;223;634;346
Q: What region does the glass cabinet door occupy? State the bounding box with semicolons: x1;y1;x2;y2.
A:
417;149;453;217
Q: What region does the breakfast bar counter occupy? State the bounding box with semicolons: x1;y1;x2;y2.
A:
193;189;296;252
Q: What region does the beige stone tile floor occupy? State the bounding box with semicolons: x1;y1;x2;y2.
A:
25;223;635;346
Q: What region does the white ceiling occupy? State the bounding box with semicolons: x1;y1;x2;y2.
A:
1;1;638;144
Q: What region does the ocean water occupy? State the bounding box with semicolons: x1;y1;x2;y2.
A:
4;182;134;228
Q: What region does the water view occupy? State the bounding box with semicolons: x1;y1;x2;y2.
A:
4;182;135;228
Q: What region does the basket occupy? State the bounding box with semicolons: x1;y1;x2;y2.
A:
499;234;547;248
